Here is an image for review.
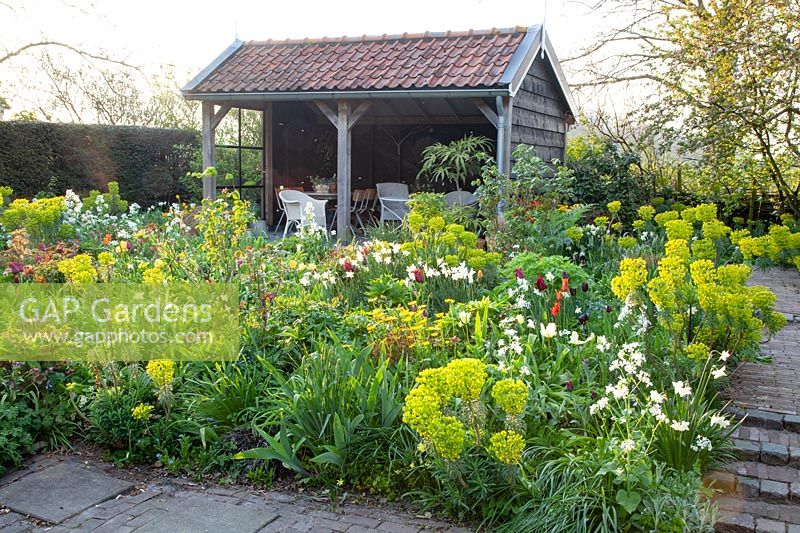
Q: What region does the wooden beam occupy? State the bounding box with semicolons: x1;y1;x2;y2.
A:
348;101;371;130
336;100;352;239
473;98;498;128
411;100;433;122
210;104;232;130
313;100;339;127
314;116;487;126
201;101;217;200
443;98;462;119
262;102;274;226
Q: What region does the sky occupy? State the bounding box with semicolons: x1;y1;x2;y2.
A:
0;0;615;117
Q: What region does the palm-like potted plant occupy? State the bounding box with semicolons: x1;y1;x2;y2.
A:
417;135;493;192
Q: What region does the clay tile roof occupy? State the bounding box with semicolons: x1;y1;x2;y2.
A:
187;26;532;94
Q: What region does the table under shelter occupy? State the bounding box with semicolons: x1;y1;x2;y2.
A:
182;25;577;237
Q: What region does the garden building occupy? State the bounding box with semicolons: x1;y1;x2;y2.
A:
182;25;577;234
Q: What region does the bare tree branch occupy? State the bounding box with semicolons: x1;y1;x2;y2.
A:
0;40;136;69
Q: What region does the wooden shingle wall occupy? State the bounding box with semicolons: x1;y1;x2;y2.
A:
511;55;569;164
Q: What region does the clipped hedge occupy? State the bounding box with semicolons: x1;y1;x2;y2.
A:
0;122;199;205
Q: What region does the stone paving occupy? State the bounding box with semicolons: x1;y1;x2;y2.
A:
727;268;800;415
0;455;469;532
715;267;800;532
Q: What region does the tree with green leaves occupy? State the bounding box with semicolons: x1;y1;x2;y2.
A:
572;0;800;216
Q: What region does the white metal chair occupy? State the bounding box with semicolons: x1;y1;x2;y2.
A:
444;190;479;207
376;182;410;223
274;186;304;232
278;189;328;237
352;189;376;233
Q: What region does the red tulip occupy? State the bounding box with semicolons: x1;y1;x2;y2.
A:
535;275;548;291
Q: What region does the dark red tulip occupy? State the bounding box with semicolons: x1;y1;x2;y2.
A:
581;282;589;293
565;381;574;392
535;275;548;291
413;268;423;283
514;268;525;279
578;313;588;325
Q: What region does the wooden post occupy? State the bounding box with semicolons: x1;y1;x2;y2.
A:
262;102;274;225
313;99;369;239
495;96;513;176
201;101;217;200
336;100;352;239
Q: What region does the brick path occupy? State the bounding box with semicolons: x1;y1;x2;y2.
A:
0;455;469;533
714;267;800;532
727;268;800;415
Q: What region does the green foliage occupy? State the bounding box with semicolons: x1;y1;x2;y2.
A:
0;393;35;474
0;122;198;205
82;181;128;214
0;196;64;242
418;135;493;191
567;133;650;221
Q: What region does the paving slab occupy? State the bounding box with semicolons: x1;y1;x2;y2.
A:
131;491;278;533
0;460;133;524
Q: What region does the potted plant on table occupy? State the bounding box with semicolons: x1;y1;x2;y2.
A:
309;176;330;193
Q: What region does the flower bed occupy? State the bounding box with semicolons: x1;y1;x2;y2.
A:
0;159;795;530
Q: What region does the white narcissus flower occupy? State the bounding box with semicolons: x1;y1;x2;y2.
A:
458;311;470;325
720;351;731;362
672;381;692;398
540;322;558;339
711;366;727;379
589;396;609;415
649;390;666;404
670;419;690;432
596;335;610;353
569;332;596;345
710;415;730;428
